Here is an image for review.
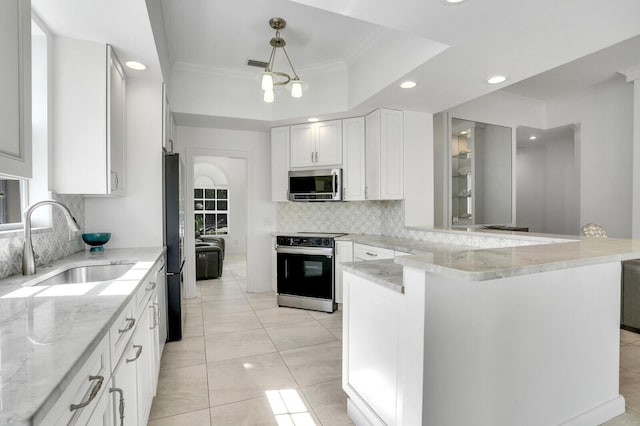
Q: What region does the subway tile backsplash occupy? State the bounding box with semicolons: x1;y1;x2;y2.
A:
0;193;85;279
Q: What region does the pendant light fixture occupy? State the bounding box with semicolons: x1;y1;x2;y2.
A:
260;17;305;103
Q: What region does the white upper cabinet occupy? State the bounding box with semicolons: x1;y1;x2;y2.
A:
342;117;365;201
290;120;342;168
271;126;290;202
53;39;125;195
365;109;404;200
0;0;31;178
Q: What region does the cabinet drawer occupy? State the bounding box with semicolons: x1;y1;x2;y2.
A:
36;334;110;425
136;260;163;314
109;296;137;366
394;250;413;257
354;244;394;261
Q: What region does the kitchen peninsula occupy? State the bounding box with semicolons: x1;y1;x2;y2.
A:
339;230;640;426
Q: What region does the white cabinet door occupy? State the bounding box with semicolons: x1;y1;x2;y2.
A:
290;123;315;168
365;110;382;200
0;0;31;178
111;344;138;426
107;45;125;195
133;308;153;426
86;382;113;426
380;109;404;200
365;109;404;200
290;120;343;168
271;127;290;201
315;120;342;166
335;241;353;304
53;39;125;195
342;118;365;201
148;292;161;394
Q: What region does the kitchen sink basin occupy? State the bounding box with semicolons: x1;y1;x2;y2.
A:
31;264;134;286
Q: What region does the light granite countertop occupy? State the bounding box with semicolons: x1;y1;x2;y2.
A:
0;247;164;425
342;259;404;293
337;233;640;284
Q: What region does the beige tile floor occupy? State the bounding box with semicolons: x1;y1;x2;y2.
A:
148;254;353;426
148;254;640;425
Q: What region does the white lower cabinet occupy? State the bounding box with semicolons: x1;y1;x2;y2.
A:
36;334;111;425
110;345;137;426
37;256;165;426
335;241;353;304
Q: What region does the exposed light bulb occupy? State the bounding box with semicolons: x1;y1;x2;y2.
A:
264;89;274;103
291;80;303;98
261;72;274;91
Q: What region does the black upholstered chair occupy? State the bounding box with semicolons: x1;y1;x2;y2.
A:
195;237;225;280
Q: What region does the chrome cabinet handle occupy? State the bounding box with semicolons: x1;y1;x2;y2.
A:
146;281;157;291
118;318;135;333
365;252;378;257
70;375;104;411
149;305;158;329
310;152;314;163
109;387;125;426
126;345;143;363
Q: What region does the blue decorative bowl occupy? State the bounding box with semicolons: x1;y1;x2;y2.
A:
82;233;111;253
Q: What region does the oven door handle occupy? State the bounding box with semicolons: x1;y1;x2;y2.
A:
276;246;333;257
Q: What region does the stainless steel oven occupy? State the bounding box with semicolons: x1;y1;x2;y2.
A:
276;233;344;313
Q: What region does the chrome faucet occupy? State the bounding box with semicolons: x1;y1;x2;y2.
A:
23;200;82;275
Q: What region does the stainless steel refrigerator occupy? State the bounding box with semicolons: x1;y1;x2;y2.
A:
163;151;184;341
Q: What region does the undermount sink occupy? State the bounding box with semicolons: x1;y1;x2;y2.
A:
30;264;134;286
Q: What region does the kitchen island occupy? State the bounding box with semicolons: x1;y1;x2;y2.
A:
0;247;165;425
340;232;640;426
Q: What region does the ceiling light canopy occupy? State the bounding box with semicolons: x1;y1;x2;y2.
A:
260;18;305;103
487;75;507;84
307;117;319;122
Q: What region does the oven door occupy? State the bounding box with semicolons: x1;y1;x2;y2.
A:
276;247;334;300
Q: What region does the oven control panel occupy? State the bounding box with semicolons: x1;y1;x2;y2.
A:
276;236;334;248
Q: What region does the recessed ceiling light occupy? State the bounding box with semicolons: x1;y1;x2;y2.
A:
125;61;147;71
308;117;319;122
460;130;468;135
529;135;537;140
487;75;507;84
400;81;417;89
444;0;468;3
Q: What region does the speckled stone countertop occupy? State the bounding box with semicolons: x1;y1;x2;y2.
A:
0;247;164;425
338;233;640;283
342;259;404;293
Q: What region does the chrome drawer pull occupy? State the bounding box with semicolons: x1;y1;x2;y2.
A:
146;281;157;291
70;375;103;411
126;345;143;363
365;252;378;257
109;387;125;426
118;317;135;333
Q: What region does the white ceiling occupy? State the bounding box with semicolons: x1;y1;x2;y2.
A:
28;0;640;127
159;0;382;72
31;0;163;81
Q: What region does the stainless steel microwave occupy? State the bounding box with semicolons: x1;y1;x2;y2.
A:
288;169;342;201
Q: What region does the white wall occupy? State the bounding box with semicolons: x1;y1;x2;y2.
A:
516;136;578;234
194;156;247;254
546;76;634;237
404;111;434;227
178;126;274;294
84;78;164;247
